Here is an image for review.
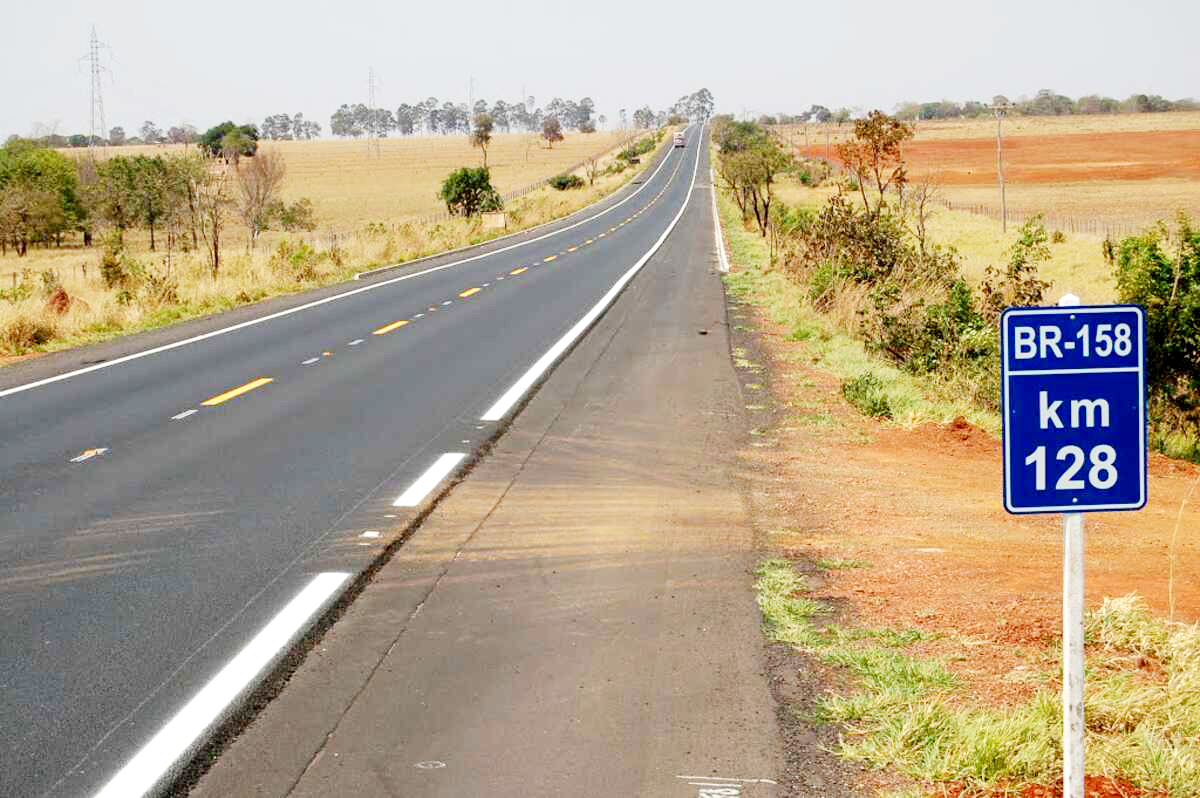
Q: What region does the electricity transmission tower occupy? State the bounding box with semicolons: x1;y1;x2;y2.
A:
83;26;110;151
367;66;381;158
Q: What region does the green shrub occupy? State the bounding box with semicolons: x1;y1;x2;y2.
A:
438;167;502;217
100;232;126;289
617;135;658;162
273;197;317;232
1110;214;1200;449
270;239;326;282
980;216;1052;322
841;373;893;418
808;262;836;308
548;174;584;190
0;270;34;303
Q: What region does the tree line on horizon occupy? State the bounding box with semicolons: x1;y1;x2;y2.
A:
323;88;714;139
753;89;1200;126
8;88;717;149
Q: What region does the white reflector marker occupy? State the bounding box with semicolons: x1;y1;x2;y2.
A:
92;572;349;798
393;453;466;507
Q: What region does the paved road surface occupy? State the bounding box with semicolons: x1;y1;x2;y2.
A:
1;126;735;797
193;123;782;798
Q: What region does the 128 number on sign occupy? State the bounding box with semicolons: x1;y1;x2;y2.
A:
1023;445;1118;491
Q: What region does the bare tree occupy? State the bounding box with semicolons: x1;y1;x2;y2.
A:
835;110;914;217
584;155;600;186
900;173;941;257
196;167;232;278
234;149;286;250
470;112;494;168
542;116;563;149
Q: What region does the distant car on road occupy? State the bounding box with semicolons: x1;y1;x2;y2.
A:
673;132;686;148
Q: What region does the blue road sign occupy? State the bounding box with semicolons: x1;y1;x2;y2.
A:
1001;305;1147;514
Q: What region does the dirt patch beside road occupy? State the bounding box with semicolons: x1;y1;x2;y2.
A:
727;281;1200;795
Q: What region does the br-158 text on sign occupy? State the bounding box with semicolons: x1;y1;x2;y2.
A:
1001;305;1147;514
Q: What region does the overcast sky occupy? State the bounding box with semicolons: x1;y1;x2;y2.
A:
4;0;1197;139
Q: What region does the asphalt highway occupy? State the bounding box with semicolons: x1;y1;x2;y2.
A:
0;125;702;798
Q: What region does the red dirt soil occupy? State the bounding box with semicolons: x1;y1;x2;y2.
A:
733;285;1200;792
794;129;1200;185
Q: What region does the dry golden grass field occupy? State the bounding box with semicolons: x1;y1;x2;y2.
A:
0;130;663;360
75;130;633;229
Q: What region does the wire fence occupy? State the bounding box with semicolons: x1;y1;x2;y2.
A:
929;198;1146;240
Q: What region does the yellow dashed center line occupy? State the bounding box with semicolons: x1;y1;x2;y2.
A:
459;287;481;298
609;227;617;232
567;246;577;252
510;267;527;275
543;255;557;263
202;377;274;407
598;232;606;238
373;319;409;335
585;239;594;244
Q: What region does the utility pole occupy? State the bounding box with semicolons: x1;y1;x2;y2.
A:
468;75;475;131
367;66;380;158
990;100;1015;233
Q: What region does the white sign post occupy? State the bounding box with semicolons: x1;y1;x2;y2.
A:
1001;293;1148;798
1059;294;1085;798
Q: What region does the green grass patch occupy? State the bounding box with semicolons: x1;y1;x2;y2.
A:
755;558;1200;796
841;373;893;419
815;557;871;572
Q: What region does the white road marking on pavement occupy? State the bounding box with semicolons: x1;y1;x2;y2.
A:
441;300;452;306
301;357;320;365
415;761;446;769
360;530;380;538
710;167;731;274
348;339;364;346
675;776;778;784
92;572;350;798
392;453;466;507
384;514;397;518
70;447;109;463
171;409;198;421
0;135;697;404
480;134;702;422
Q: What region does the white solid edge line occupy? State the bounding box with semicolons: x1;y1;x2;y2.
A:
0;130;687;403
393;452;466;507
710;165;730;273
480;128;703;423
92;572;350;798
170;409;198;421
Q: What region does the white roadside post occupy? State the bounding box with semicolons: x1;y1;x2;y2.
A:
1002;294;1146;798
1060;288;1085;798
